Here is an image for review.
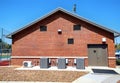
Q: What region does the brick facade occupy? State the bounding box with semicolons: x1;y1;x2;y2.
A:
11;10;116;68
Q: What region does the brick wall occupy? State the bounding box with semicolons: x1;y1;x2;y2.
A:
11;58;40;66
11;11;115;67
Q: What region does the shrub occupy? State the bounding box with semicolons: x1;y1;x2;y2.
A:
116;59;120;65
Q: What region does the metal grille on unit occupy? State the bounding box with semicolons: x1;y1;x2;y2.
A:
23;61;32;68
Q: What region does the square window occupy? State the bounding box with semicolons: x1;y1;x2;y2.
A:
40;26;47;31
68;38;74;44
73;25;81;30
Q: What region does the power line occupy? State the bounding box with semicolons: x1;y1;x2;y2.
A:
0;27;11;35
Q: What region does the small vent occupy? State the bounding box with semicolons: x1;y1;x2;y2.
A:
40;26;47;31
73;25;81;30
68;38;74;44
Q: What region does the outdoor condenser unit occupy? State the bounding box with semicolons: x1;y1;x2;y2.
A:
23;61;32;68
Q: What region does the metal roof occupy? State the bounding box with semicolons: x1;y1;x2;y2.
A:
7;7;120;38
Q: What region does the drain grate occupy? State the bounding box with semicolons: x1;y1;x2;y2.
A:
92;69;119;74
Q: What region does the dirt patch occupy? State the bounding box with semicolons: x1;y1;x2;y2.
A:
0;67;88;82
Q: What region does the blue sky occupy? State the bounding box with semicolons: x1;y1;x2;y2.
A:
0;0;120;44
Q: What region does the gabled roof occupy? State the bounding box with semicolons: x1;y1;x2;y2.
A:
7;7;120;38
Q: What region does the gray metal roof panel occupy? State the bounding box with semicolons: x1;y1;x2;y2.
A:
6;7;120;38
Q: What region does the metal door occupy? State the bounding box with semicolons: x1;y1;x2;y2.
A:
88;44;108;66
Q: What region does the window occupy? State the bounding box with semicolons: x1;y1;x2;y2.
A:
68;38;74;44
73;25;81;30
40;26;47;31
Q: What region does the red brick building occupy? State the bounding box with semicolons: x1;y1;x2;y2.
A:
7;8;120;68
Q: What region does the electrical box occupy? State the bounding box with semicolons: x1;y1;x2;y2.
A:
58;58;66;69
40;58;49;68
76;58;85;69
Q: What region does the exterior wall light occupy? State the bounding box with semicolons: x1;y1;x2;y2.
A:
58;29;62;34
102;37;106;42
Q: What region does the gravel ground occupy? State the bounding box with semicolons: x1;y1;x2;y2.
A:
0;67;87;82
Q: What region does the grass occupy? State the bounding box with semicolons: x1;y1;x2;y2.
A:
0;67;88;82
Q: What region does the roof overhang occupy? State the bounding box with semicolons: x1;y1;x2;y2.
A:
6;7;120;39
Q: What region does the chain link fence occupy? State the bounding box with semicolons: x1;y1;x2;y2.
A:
0;49;11;66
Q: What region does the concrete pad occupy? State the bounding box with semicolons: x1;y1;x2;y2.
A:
73;73;120;83
15;66;88;72
102;75;120;83
73;66;120;83
115;66;120;74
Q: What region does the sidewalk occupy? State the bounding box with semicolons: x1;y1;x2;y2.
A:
73;66;120;83
73;73;120;83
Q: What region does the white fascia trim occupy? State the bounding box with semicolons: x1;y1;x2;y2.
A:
11;56;116;59
108;57;116;59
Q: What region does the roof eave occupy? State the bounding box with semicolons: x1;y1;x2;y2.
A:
6;8;63;38
6;7;120;38
114;34;120;38
6;34;12;39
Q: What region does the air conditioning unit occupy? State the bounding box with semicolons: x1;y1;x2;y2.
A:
23;61;32;68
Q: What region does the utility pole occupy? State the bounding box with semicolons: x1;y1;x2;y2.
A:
1;28;3;56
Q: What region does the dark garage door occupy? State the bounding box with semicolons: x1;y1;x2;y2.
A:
88;44;108;66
